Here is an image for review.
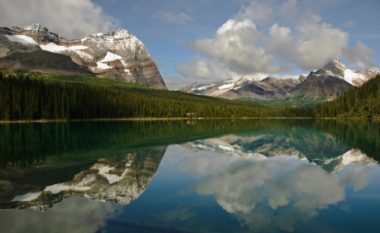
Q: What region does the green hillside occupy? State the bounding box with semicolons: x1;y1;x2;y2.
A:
0;70;289;120
314;75;380;118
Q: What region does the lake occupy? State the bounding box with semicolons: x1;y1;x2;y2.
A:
0;120;379;233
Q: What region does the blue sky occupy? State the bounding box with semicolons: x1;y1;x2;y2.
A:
1;0;379;88
93;0;380;88
93;0;241;78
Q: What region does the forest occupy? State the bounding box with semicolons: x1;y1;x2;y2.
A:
0;70;295;120
0;70;378;120
314;74;380;118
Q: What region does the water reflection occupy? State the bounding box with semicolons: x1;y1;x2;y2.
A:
178;130;378;232
1;147;166;210
0;197;116;233
183;132;376;173
0;120;379;233
185;151;372;232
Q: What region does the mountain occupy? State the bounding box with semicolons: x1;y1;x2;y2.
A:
0;24;166;89
315;74;380;118
290;73;352;100
181;74;302;100
182;60;379;102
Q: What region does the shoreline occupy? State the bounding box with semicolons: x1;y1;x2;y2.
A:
0;116;378;124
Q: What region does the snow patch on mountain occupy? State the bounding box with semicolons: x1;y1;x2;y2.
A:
341;149;374;166
100;51;122;63
343;69;366;85
96;61;112;70
5;34;37;45
239;73;269;82
45;183;91;194
323;59;379;86
40;43;88;53
218;82;235;90
12;192;42;202
93;163;130;185
39;43;66;53
191;84;215;92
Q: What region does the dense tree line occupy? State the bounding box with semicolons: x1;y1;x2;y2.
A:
314;75;380;118
0;120;296;167
0;71;291;120
1;119;379;168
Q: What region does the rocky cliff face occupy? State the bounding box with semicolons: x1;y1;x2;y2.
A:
0;24;166;89
290;74;352;100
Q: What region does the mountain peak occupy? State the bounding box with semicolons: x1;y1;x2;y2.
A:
112;28;131;38
322;59;346;77
0;24;166;89
87;28;134;40
23;23;49;33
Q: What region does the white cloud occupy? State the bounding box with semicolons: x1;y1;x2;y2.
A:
193;19;276;75
345;42;374;68
164;76;196;89
267;18;349;71
236;0;274;22
178;0;373;84
156;11;194;26
177;59;242;82
0;0;117;38
295;19;348;70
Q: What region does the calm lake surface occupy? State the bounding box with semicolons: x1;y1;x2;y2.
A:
0;120;379;233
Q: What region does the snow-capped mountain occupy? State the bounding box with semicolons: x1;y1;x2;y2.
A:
182;74;303;100
0;24;166;89
182;60;379;101
321;59;380;86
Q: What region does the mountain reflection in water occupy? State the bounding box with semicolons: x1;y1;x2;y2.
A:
6;147;166;210
0;120;379;233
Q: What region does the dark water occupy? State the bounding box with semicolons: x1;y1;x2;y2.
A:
0;120;379;233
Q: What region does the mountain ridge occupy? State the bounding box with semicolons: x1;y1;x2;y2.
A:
182;60;379;102
0;24;166;89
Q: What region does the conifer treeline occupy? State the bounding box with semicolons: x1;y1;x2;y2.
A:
2;71;378;120
0;71;290;120
314;75;380;118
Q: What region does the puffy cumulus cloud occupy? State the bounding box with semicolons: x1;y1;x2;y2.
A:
179;0;373;84
177;59;243;82
295;19;348;70
0;0;117;38
345;42;374;68
193;19;277;75
268;19;348;70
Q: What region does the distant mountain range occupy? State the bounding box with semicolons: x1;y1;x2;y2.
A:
0;24;166;89
182;60;380;102
1;24;379;105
